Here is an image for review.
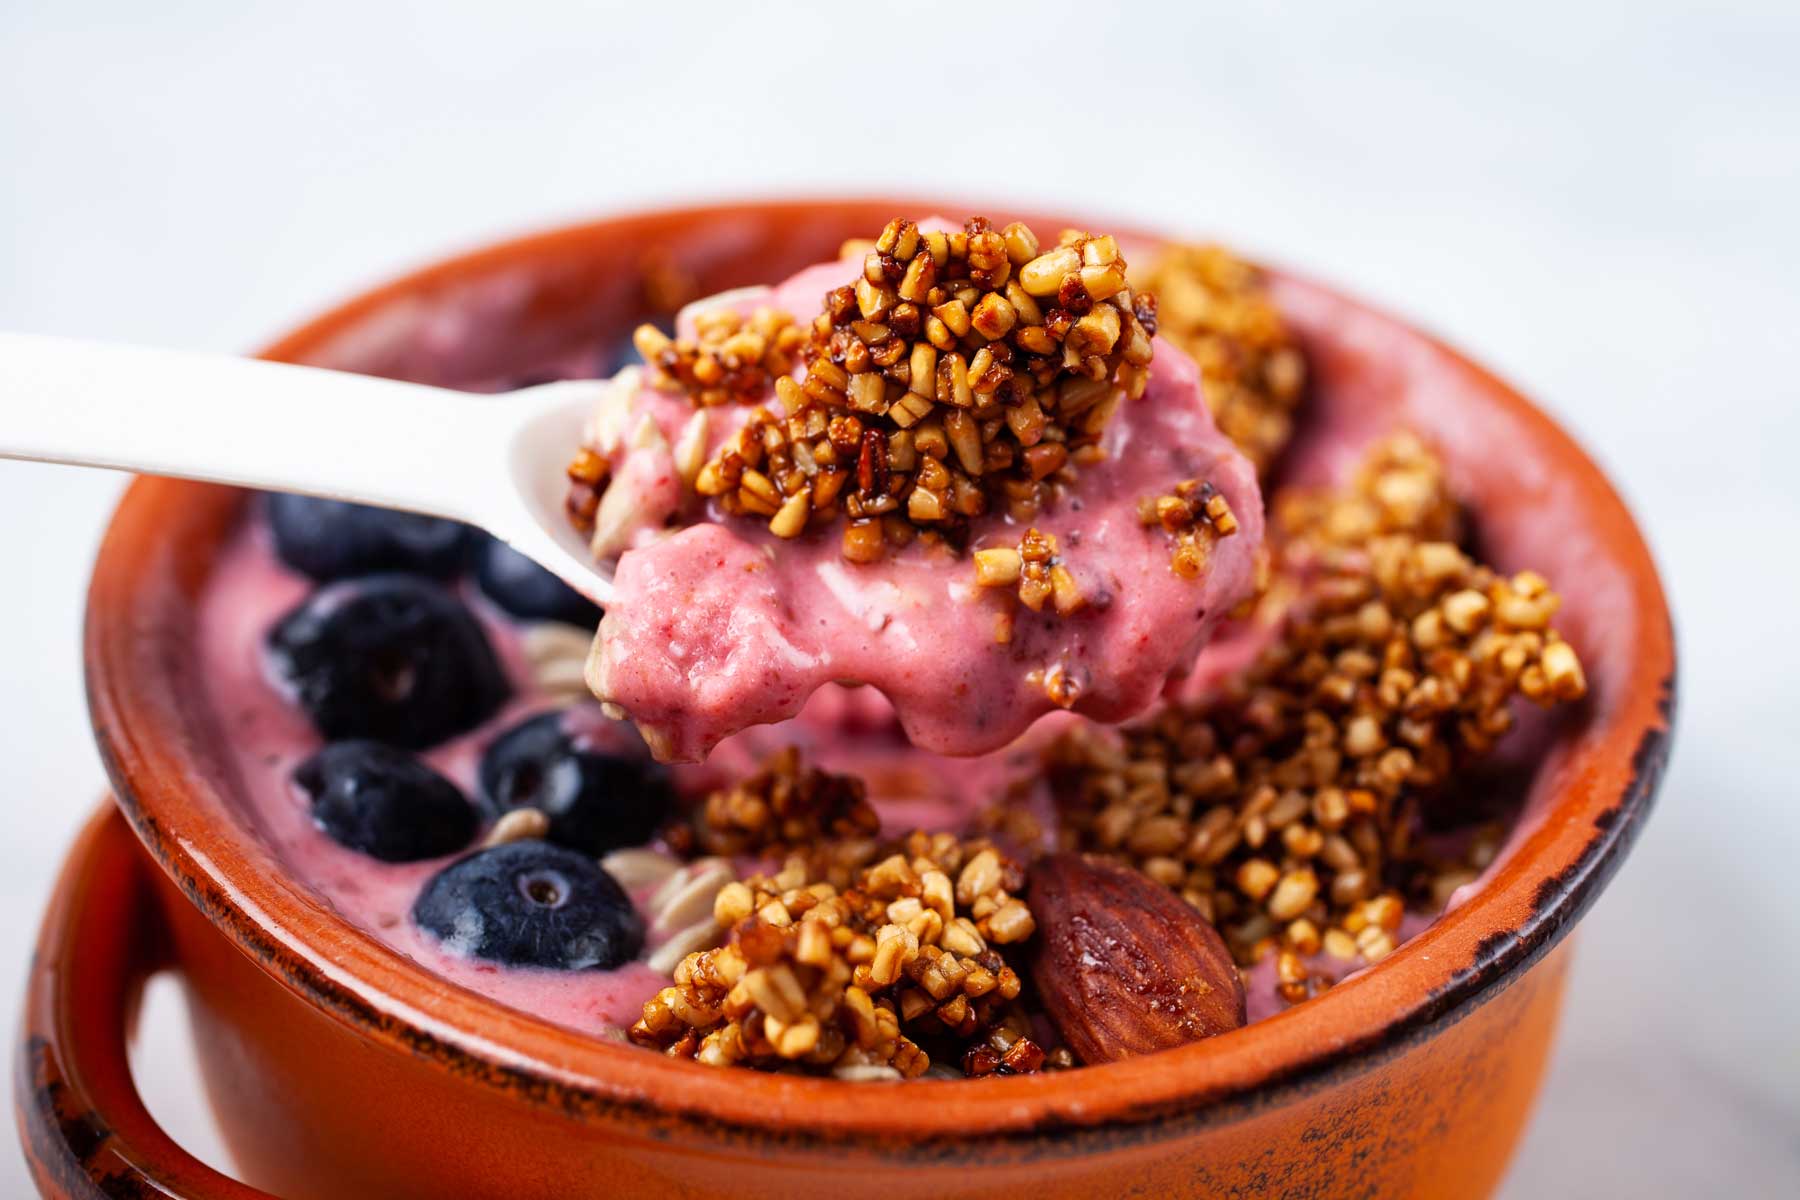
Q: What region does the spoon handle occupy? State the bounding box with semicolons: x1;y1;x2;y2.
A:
0;331;512;522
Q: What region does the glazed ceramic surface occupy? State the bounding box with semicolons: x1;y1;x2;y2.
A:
16;200;1674;1199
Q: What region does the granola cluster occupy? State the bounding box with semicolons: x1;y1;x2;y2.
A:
672;746;882;881
1137;478;1243;579
691;218;1159;560
1272;430;1460;550
631;831;1040;1079
1046;435;1586;1002
971;527;1083;623
1138;243;1306;476
633;305;808;409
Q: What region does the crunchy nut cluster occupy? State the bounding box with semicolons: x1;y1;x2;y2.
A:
1138;479;1242;579
633;306;809;408
1273;430;1461;550
632;832;1039;1079
671;747;882;882
1138;244;1306;476
1046;437;1586;1001
693;218;1158;558
971;527;1084;626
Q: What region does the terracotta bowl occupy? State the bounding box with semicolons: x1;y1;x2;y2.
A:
15;200;1674;1199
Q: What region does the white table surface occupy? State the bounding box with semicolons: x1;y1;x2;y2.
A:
3;2;1796;1195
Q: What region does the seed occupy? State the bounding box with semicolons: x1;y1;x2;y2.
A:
1068;304;1121;357
888;391;933;429
907;342;937;398
971;293;1018;340
1286;918;1322;956
1022;442;1068;480
739;469;781;508
1001;221;1040;264
1439;588;1490;634
1237;858;1280;901
1342;714;1386;757
898;253;937;303
566;447;608;485
841;520;885;563
1542;640;1587;700
482;807;549;847
847;372;888;414
1267;869;1320;921
1079;261;1128;301
932;299;972;337
855;277;898;320
985;899;1035;944
906;487;948;522
1049;564;1085;615
768;490;811;539
1019;246;1081;296
1356;925;1395;962
973;547;1022;587
944;410;985;475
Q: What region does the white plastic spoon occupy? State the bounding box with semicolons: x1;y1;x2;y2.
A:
0;331;613;602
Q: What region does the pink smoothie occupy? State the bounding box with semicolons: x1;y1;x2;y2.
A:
584;256;1265;763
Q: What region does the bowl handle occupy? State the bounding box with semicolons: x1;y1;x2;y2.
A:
15;805;277;1199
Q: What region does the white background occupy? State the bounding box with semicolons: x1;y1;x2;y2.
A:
3;2;1797;1195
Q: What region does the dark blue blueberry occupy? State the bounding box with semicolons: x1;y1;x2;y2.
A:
293;741;477;862
267;494;471;581
600;325;650;374
472;533;602;627
478;710;672;855
412;840;643;970
266;575;510;749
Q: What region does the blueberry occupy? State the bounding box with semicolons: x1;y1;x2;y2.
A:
267;494;471;581
293;741;477;862
412;840;643;970
472;534;602;627
601;325;650;374
478;709;672;855
266;575;510;748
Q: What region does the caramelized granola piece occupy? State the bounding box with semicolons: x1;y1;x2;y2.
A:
682;746;882;879
634;305;808;409
1273;430;1461;550
1136;479;1241;579
1138;243;1306;476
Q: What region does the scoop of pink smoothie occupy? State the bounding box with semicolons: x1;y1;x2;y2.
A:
585;256;1264;762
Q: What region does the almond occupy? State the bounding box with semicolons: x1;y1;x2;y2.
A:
1027;853;1245;1065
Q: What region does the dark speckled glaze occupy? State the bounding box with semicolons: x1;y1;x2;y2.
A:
14;200;1674;1199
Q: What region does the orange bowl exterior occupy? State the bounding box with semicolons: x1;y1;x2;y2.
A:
21;200;1674;1198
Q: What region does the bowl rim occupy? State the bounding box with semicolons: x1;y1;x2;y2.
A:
84;196;1675;1150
